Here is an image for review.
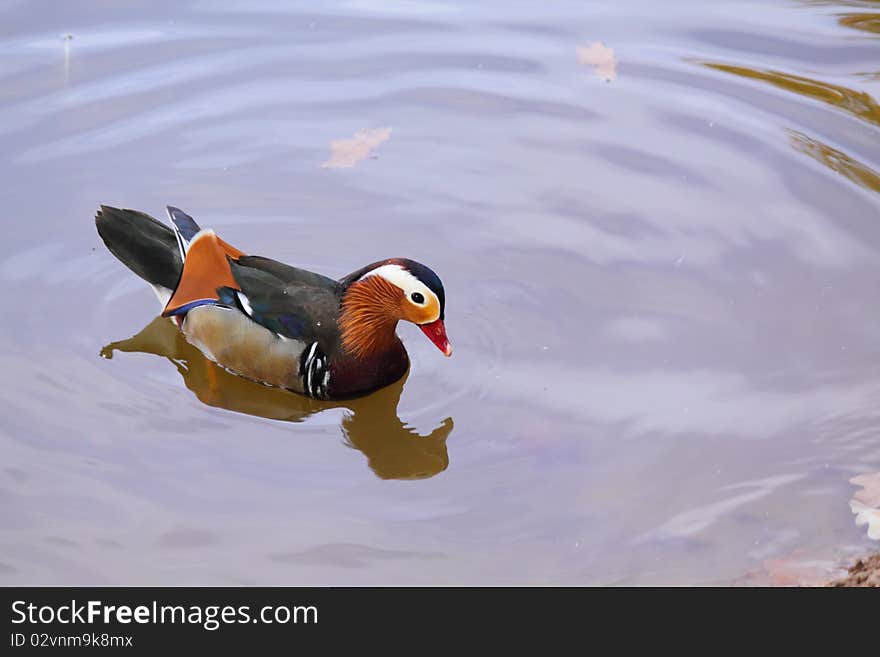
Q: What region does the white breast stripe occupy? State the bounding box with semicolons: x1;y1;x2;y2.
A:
303;342;318;395
299;341;331;399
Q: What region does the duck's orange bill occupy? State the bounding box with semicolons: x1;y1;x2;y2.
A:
419;319;452;357
163;231;246;317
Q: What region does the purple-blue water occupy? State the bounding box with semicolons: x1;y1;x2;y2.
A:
1;0;878;584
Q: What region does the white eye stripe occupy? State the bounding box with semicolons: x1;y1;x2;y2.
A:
359;264;414;286
359;264;440;314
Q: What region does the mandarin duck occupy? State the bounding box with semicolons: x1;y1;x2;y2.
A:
95;205;451;400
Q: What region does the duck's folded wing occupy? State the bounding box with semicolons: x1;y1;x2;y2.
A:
234;255;339;289
223;258;343;348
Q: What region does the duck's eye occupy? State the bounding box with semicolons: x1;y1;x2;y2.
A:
410;292;425;304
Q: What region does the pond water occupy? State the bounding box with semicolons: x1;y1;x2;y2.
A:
1;0;879;585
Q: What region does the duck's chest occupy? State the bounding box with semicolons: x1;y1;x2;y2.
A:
327;341;409;399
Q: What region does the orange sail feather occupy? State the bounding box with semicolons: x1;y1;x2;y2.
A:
162;230;246;317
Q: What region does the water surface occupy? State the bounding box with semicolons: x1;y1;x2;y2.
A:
1;0;879;585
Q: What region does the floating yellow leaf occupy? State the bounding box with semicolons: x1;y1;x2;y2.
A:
322;127;392;169
577;42;617;82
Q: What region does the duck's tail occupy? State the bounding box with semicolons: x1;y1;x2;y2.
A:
95;205;194;304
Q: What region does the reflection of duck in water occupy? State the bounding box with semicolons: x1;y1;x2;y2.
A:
102;317;453;480
95;205;452;400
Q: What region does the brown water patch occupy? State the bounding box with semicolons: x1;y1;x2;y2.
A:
702;62;880;127
788;130;880;193
838;13;880;35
